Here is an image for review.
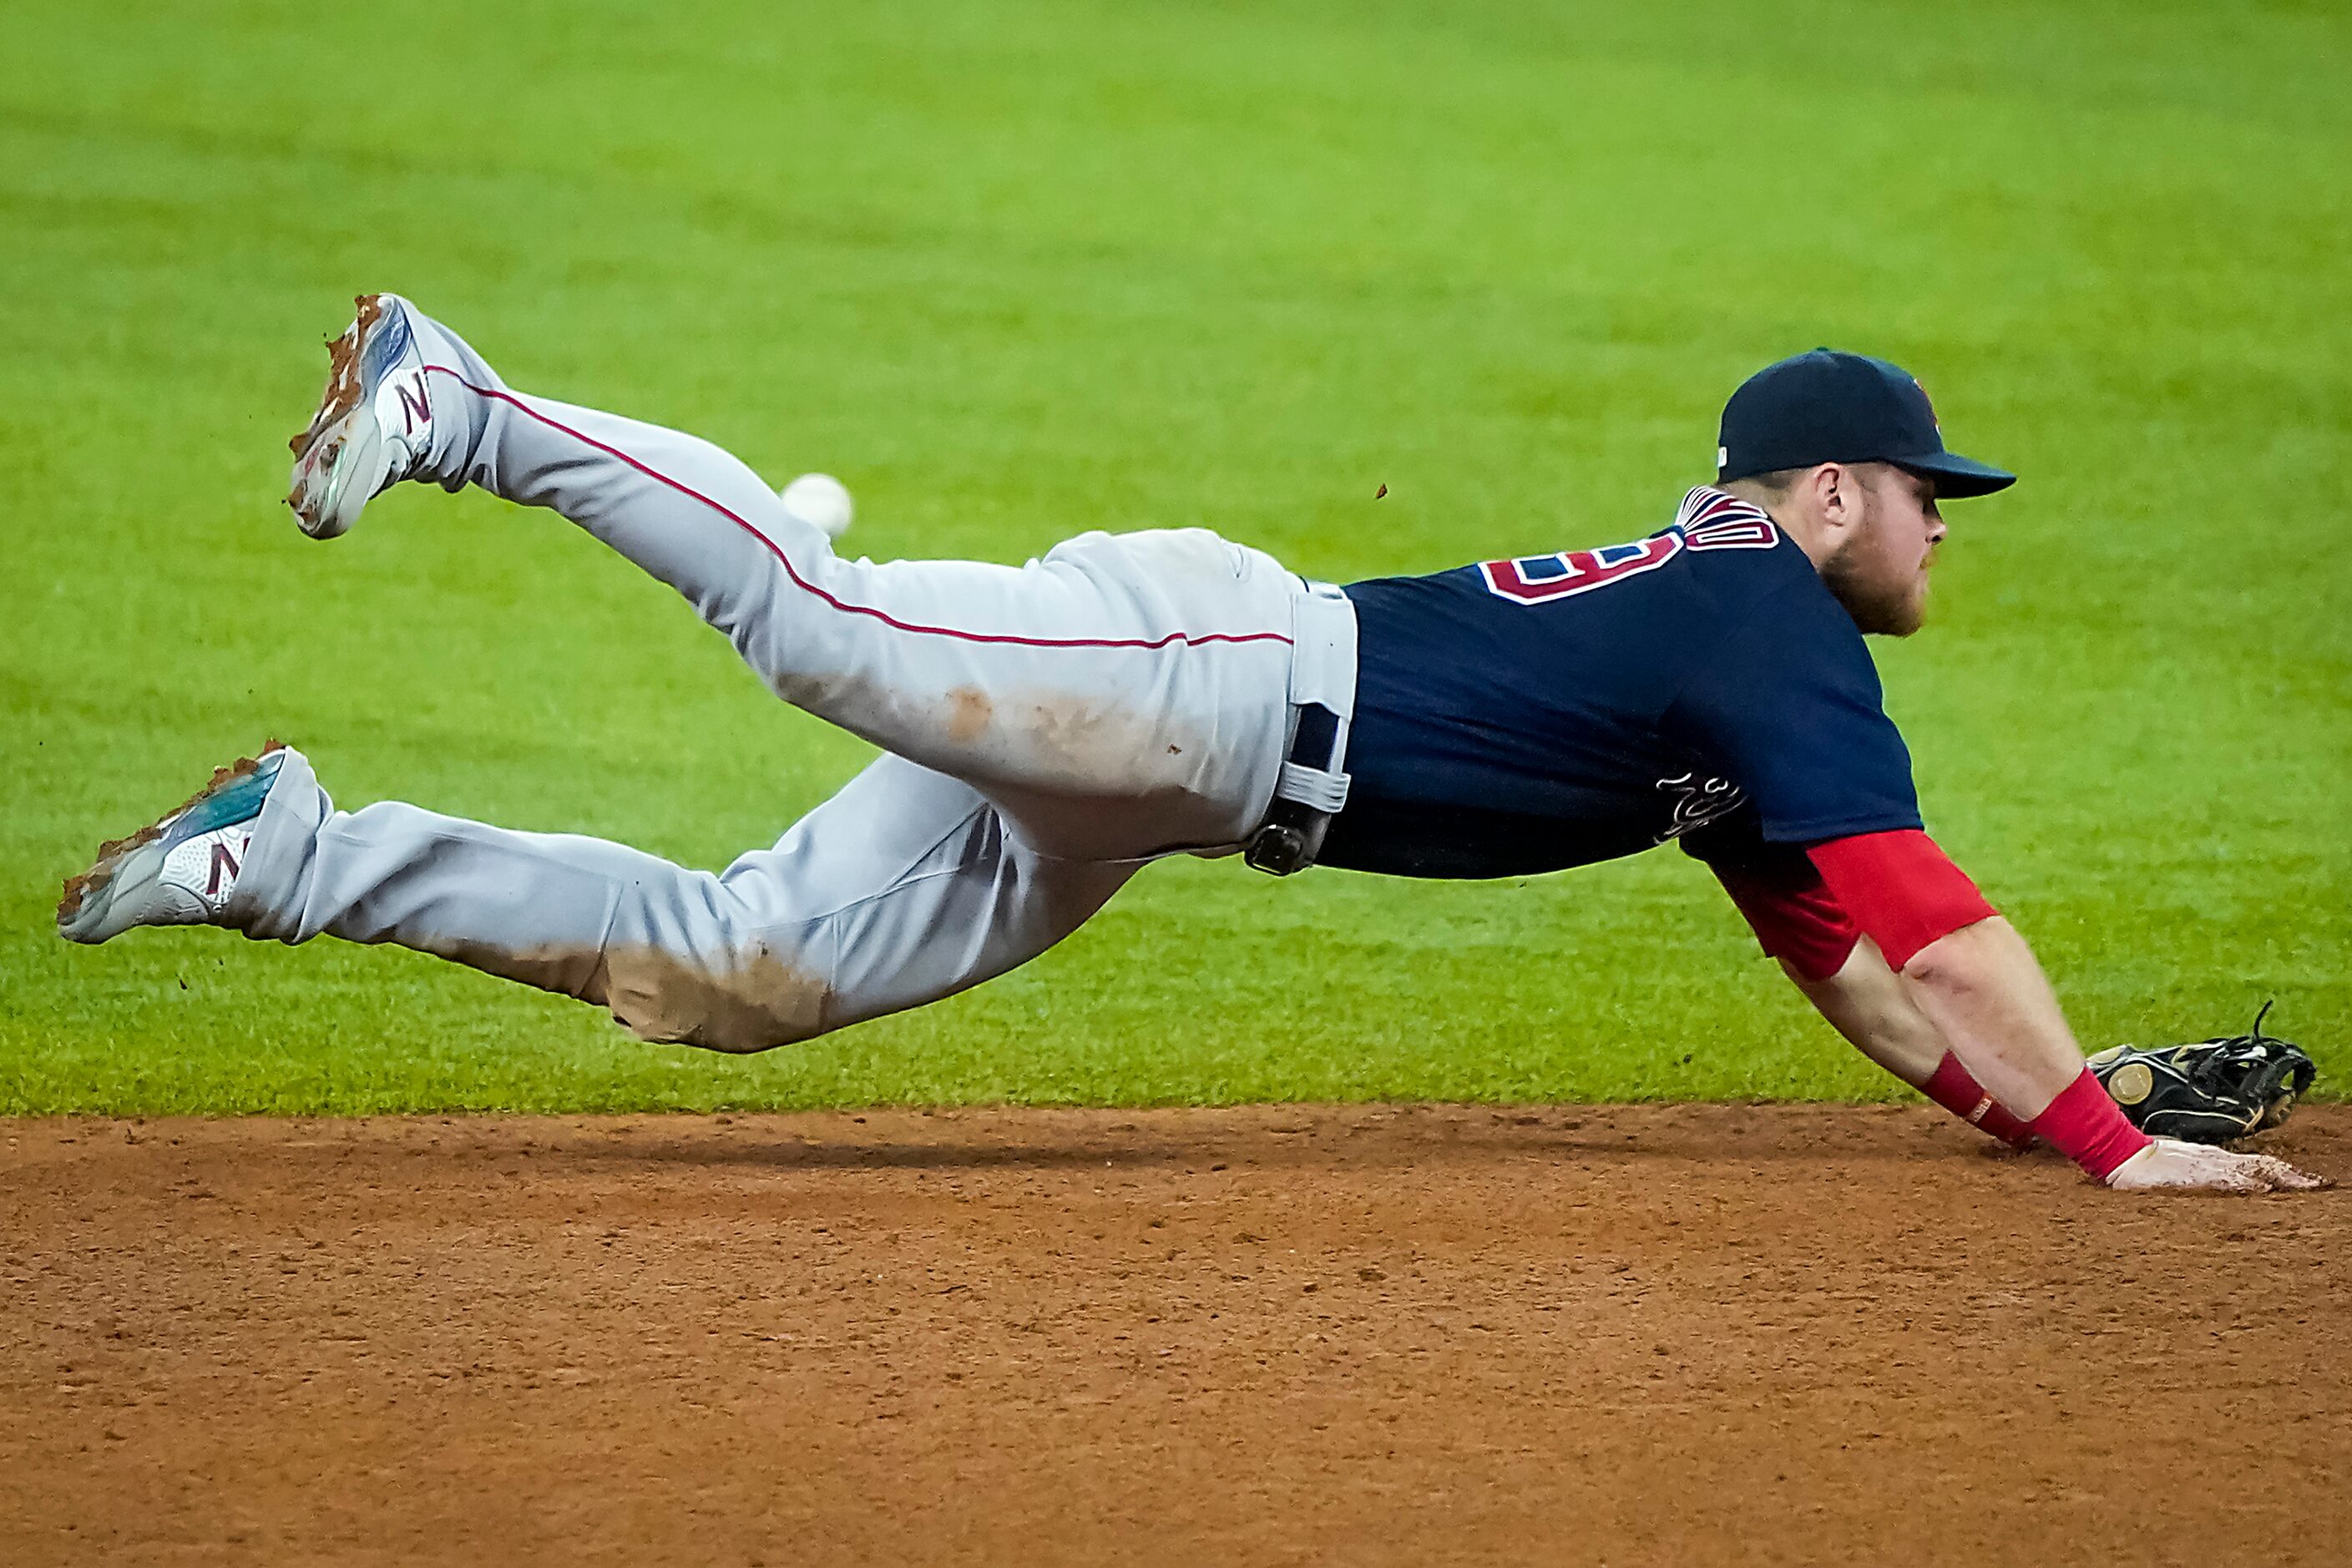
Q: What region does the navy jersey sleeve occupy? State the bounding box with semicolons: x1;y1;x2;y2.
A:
1665;577;1923;845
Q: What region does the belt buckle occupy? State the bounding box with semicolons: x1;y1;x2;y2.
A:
1243;822;1310;877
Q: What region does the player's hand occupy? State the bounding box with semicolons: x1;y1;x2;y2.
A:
2105;1136;2329;1193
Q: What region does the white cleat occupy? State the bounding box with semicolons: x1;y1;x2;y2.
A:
57;747;290;945
286;292;439;539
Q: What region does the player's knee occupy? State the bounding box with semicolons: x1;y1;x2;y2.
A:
599;942;833;1053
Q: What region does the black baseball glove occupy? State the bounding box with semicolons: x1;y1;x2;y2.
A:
2087;1002;2318;1145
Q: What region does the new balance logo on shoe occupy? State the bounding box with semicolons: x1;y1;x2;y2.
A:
396;376;432;435
206;838;243;898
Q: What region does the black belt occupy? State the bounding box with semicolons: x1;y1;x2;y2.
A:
1244;701;1348;876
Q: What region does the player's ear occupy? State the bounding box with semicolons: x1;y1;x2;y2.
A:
1814;463;1858;530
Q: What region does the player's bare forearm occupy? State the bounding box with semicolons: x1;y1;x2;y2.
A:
1782;937;2035;1146
1780;938;1944;1086
1894;916;2081;1117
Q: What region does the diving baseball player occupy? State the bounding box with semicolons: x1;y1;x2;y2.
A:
56;295;2320;1196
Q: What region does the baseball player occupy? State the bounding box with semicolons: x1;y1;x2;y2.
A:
57;295;2320;1196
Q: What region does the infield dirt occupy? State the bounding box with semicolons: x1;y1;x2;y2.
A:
4;1104;2346;1565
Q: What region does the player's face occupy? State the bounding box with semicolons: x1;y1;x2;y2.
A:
1823;465;1945;636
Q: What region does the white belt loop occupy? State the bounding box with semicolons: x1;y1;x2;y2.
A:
1287;579;1358;721
1278;579;1355;815
1247;579;1358;874
1276;759;1351;813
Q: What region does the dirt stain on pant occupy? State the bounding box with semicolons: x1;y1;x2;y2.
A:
425;938;830;1054
945;685;994;744
600;944;831;1053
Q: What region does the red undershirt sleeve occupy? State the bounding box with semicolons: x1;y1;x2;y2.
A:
1804;830;1997;971
1707;856;1862;984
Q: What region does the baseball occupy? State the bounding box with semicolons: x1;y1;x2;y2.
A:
779;472;854;539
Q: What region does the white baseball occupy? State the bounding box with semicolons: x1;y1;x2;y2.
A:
779;472;854;539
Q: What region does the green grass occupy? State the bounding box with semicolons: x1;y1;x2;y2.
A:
3;0;2345;1115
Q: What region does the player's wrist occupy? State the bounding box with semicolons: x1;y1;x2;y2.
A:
1921;1052;2033;1146
2027;1067;2151;1181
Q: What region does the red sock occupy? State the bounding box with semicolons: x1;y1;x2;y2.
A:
1921;1052;2035;1147
2026;1068;2152;1181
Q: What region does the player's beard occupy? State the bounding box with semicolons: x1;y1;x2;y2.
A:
1821;533;1926;637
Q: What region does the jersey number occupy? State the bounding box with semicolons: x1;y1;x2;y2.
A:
1477;518;1779;605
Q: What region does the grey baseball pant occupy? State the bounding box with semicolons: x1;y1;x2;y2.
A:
225;311;1321;1050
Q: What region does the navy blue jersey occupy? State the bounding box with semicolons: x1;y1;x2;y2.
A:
1319;488;1924;879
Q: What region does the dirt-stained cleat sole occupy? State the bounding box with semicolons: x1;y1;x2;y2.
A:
286;293;437;540
58;746;290;945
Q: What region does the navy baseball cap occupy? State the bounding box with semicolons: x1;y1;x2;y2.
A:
1716;349;2015;498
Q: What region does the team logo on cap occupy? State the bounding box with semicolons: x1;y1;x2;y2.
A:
1914;377;1940;434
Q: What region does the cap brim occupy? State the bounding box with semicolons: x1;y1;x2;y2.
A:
1894;451;2016;498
